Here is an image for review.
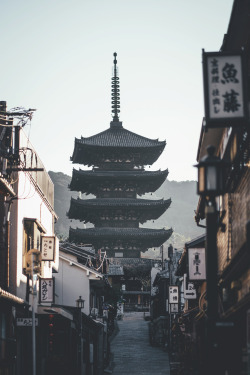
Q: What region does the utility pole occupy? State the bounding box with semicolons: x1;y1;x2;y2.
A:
25;249;41;375
168;244;173;351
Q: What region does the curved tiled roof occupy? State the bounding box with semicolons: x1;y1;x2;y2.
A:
69;168;169;194
70;124;166;166
76;126;166;148
71;168;168;179
69;197;171;208
68;197;171;224
69;227;173;248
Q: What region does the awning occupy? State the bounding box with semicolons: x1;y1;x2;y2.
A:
37;305;73;321
0;288;27;306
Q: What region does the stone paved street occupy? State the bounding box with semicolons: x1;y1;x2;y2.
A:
109;312;171;375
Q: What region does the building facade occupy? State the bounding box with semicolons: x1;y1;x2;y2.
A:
194;1;250;373
0;101;61;374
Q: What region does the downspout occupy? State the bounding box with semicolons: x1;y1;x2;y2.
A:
5;199;12;289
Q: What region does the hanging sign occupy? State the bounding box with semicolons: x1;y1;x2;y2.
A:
169;286;179;304
184;274;197;300
39;278;54;303
203;50;248;128
188;248;206;280
170;304;179;313
41;236;55;261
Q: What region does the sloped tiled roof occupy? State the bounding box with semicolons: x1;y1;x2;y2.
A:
75;126;166;148
71;168;168;179
69;227;173;248
69;168;169;195
69;197;171;208
70;124;166;166
0;174;15;197
68;197;171;224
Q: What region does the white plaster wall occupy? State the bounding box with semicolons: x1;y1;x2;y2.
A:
14;171;54;300
54;257;91;315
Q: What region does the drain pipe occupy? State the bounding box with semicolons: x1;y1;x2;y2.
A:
5;199;12;289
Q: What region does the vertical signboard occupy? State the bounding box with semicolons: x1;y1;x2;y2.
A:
39;278;54;303
170;304;179;313
41;236;55;261
203;51;248;127
188;248;206;280
169;286;179;304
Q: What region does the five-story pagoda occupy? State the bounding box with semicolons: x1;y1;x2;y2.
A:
68;53;172;258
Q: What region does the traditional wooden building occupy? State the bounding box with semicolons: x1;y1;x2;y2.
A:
68;53;172;258
194;1;250;373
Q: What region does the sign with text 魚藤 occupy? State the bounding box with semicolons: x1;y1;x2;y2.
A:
41;236;55;261
39;278;54;303
188;248;206;280
203;51;248;128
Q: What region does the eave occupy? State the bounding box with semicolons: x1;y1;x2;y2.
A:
59;253;103;279
69;227;173;249
69;168;169;194
0;174;15;197
67;197;171;224
196;119;224;162
71;143;166;167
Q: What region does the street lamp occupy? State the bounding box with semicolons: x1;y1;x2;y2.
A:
196;145;226;198
76;296;85;309
195;145;226;375
76;296;85;375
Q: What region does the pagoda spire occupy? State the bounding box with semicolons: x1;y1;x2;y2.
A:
111;52;121;124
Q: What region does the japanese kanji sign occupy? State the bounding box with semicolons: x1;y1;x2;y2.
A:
16;318;38;326
169;286;179;304
41;236;55;261
188;248;206;280
170;304;179;313
183;274;197;300
39;278;54;303
203;51;248;127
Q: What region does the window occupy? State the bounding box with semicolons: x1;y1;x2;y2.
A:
23;218;46;273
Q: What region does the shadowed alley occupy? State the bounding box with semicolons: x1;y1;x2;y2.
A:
109;312;171;375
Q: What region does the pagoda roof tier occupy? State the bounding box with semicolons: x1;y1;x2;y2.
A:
67;197;171;224
70;124;166;167
69;227;173;249
69;168;169;195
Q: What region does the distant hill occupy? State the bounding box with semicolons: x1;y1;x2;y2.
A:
49;171;204;249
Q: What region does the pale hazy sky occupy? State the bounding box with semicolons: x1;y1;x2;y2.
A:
1;0;234;181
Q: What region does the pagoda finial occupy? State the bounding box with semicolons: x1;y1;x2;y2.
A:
111;52;121;122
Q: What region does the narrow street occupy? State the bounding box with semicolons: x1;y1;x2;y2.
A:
109;312;171;375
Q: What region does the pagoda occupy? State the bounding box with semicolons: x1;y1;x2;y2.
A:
68;53;172;258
